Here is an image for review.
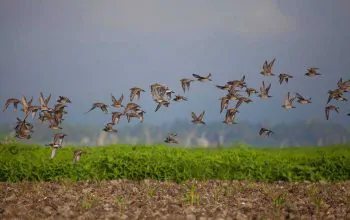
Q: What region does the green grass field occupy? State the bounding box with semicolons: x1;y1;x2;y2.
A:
1;143;350;183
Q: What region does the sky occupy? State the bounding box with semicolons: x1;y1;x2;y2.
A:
1;0;350;126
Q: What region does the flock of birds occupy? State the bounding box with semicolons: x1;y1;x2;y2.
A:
2;58;350;160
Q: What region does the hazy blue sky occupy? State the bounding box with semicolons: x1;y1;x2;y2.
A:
1;0;350;126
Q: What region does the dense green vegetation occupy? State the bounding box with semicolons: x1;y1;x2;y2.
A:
1;143;350;183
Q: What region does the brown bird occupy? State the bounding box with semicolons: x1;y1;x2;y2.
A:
20;96;34;116
180;78;195;93
27;105;41;119
337;77;350;92
111;111;124;124
73;149;86;163
219;96;230;113
216;84;233;91
45;133;68;148
282;92;296;110
85;102;109;114
295;93;312;104
48;117;63;130
111;93;124;109
154;99;170;112
236;96;253;108
130;87;145;101
245;88;258;97
258;81;272;100
325;105;339;120
123;102;141;114
191;111;206;124
223;107;239;124
173;95;188;102
260;58;276;76
259;128;273;136
278;73;293;84
150;83;166;97
305;67;321;77
56;96;72;104
3;98;21;112
14;115;32;139
103;122;118;132
327;89;347;104
126;109;145;123
38;92;51;111
192;73;212;82
164;133;178;144
226;75;246;89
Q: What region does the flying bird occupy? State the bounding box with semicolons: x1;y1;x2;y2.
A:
130;87;145;101
258;81;272;100
282;92;296;110
260;58;276;76
3;98;21;112
295;93;312;104
111;93;124;109
191;111;206;124
305;67;321;77
192;73;212;82
173;95;188;102
259;128;273;137
103;122;118;132
325;105;339;120
85;102;109;114
278;73;293;84
180;79;195;93
164;133;178;144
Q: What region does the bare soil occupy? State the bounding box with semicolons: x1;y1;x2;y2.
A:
1;180;350;219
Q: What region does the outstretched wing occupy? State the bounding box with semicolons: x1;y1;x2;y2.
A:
191;112;197;120
198;111;205;120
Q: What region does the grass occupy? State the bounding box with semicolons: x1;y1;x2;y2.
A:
0;143;350;183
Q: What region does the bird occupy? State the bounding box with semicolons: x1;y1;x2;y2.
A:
327;89;347;104
111;111;124;124
347;112;350;116
282;92;296;110
226;75;247;89
337;77;350;92
45;133;67;148
111;93;124;109
259;128;273;137
56;96;71;104
191;111;206;124
164;133;178;144
295;93;312;104
258;81;272;100
130;87;145;101
192;73;212;82
305;67;321;77
173;95;188;102
180;79;195;93
103;122;118;132
260;58;276;76
73;149;86;163
245;88;258;97
223;107;239;124
278;73;293;84
125;109;145;123
219;96;230;114
85;102;109;114
38;92;51;111
325;105;339;120
236;96;253;108
3;98;21;112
